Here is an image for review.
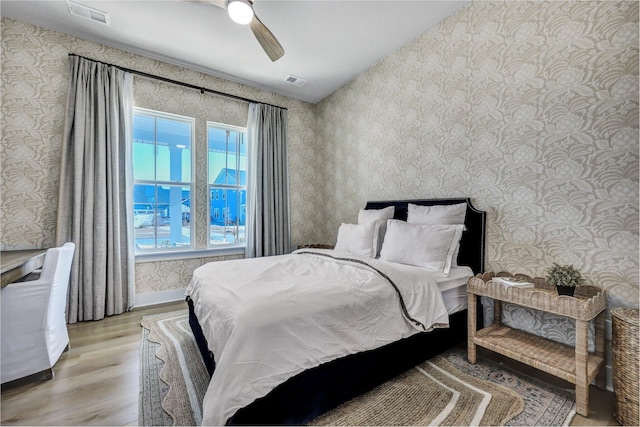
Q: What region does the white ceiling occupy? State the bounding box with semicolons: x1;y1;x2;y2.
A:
1;0;469;104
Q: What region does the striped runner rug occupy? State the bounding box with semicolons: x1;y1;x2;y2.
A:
139;310;575;426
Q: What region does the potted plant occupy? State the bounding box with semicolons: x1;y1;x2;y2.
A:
546;263;585;296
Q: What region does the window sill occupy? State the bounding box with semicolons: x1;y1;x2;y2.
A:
135;246;245;263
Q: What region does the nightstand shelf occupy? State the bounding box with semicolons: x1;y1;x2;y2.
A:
467;272;607;417
474;323;604;385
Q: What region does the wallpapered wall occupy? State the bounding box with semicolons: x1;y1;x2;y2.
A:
0;18;320;295
315;1;639;309
1;0;639;308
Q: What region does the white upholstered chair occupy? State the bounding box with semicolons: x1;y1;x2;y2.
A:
1;242;75;383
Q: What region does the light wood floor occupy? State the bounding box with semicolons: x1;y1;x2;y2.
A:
1;301;619;426
1;301;187;426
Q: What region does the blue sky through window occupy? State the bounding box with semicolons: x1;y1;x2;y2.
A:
133;114;192;182
208;126;247;186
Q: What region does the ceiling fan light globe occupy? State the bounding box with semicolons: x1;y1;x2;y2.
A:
228;0;254;25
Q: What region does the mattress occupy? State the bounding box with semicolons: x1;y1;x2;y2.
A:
437;265;473;314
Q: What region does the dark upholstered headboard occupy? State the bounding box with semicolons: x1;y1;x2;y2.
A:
364;198;486;275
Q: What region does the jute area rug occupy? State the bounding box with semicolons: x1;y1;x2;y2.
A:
139;310;576;426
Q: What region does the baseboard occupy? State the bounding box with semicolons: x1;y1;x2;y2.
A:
135;288;186;308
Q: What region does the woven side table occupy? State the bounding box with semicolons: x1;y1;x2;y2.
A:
467;271;607;417
296;244;335;250
612;308;639;426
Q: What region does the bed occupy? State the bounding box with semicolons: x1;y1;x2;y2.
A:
186;198;486;425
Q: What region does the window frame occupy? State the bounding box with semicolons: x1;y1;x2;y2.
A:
132;107;195;256
207;121;248;249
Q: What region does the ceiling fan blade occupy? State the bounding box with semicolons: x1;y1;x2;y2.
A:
249;15;284;62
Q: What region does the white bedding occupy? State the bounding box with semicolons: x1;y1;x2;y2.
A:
437;265;474;314
186;249;451;426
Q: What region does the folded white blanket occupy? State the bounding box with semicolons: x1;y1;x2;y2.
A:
186;249;449;425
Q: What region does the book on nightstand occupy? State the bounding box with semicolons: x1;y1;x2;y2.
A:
492;277;535;288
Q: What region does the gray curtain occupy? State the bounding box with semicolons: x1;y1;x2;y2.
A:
245;103;291;257
56;56;134;323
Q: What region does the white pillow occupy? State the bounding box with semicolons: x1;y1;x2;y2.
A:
379;220;464;274
334;221;377;258
407;203;467;265
358;206;395;257
407;202;467;225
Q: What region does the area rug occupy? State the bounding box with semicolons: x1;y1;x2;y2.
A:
308;357;524;426
139;310;576;426
140;311;209;426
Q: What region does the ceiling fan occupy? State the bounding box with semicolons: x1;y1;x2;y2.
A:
191;0;285;62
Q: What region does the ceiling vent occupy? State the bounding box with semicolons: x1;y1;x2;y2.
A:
66;0;111;26
284;75;307;87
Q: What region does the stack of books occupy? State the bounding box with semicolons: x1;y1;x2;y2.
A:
492;276;534;288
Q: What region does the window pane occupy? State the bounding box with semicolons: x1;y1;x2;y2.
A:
133;112;192;183
208;126;247;186
237;133;247;185
133;109;193;253
209;187;246;245
134;184;191;249
133;115;156;181
134;183;158;249
155;118;192;182
208;127;227;185
207;123;247;248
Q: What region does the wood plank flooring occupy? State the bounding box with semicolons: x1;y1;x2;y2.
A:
1;301;618;426
1;301;187;426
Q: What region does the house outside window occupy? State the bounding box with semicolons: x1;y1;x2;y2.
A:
133;108;193;252
208;122;247;247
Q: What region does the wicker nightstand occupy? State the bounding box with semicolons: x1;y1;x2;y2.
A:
611;308;639;426
467;272;607;417
296;244;334;250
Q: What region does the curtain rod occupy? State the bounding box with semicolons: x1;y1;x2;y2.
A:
68;53;287;110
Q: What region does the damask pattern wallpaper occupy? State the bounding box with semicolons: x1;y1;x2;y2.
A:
1;0;639;314
315;0;639;309
0;17;320;294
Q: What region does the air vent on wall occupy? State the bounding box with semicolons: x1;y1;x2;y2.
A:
66;0;111;26
284;75;307;87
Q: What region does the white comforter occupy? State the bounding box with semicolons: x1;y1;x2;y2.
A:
185;249;449;426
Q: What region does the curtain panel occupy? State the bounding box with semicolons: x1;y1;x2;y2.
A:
57;56;134;323
246;103;291;257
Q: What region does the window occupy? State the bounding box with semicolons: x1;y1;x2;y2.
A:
208;123;247;247
132;109;247;256
133;108;193;252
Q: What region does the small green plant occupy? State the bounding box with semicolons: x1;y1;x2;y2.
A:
546;263;585;287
